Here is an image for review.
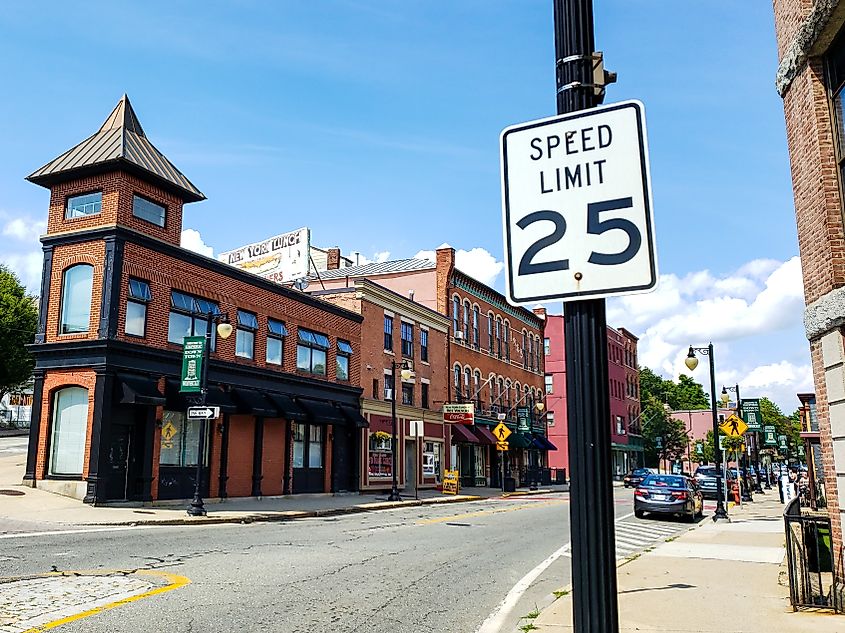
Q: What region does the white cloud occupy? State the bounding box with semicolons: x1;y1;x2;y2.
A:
180;229;213;257
356;250;391;265
0;212;46;293
3;218;46;242
607;256;810;412
0;251;43;294
413;245;505;287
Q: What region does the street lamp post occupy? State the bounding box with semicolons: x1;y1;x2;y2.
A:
388;359;413;502
187;312;232;517
686;344;730;522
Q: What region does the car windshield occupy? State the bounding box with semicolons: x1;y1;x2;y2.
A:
642;475;686;488
632;469;650;475
695;467;716;476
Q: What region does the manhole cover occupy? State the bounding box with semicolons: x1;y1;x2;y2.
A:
0;489;25;496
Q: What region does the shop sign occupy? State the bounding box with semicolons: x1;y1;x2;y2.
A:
443;403;474;425
763;425;777;445
740;398;762;431
442;469;459;495
517;407;531;432
218;227;311;284
368;452;392;478
179;336;205;393
778;435;788;451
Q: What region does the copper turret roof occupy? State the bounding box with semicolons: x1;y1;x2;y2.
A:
27;95;205;202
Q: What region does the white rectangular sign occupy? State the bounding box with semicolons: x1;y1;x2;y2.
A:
187;406;220;420
501;100;657;304
218;227;311;284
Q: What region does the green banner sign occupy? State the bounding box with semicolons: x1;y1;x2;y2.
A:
180;336;205;393
763;425;777;445
740;398;762;431
778;434;788;451
517;407;530;433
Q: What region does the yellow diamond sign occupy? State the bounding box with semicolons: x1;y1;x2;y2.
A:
161;421;178;442
720;414;747;437
493;423;512;442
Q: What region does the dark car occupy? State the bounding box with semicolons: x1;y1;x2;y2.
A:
694;465;735;500
623;468;652;488
634;474;703;521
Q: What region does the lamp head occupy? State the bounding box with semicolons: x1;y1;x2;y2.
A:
216;321;233;340
400;360;414;381
720;387;730;405
684;346;699;371
534;402;545;413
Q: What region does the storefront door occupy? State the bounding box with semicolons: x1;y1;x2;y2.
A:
293;423;325;493
158;410;210;500
105;424;131;501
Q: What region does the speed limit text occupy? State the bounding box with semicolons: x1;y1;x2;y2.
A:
529;124;612;194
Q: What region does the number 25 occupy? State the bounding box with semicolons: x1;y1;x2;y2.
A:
517;197;641;275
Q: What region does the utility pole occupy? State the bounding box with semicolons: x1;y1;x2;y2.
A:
555;1;619;632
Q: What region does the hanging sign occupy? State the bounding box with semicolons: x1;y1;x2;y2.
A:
443;403;474;425
179;336;205;393
517;407;531;432
741;399;762;431
764;425;777;446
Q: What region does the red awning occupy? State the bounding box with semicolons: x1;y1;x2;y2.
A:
473;425;498;445
451;423;480;444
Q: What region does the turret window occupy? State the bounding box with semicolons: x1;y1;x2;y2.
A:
66;192;102;219
133;195;166;228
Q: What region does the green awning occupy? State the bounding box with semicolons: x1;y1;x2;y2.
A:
508;432;533;449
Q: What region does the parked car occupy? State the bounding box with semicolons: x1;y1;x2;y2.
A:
634;474;703;522
694;465;735;500
623;468;653;488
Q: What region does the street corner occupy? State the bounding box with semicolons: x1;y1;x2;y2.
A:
0;569;189;632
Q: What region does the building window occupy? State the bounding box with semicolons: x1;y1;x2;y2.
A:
454;366;461;400
401;321;414;358
474;371;481;409
402;382;414;406
528;335;534;370
337;339;353;381
420;329;429;362
132;194;165;227
547;411;555;427
505;380;512;411
545;374;553;394
59;264;94;334
495;318;502;358
522;331;528;368
464;368;471;403
534;336;541;372
421;382;429;409
235;310;257;359
125;278;151;337
472;306;479;347
452;296;460;334
826;31;845;197
49;387;88;476
488;314;494;353
65;191;101;219
296;328;329;375
504;322;510;362
615;415;625;435
372;378;380;400
544;337;550;355
167;291;220;349
423;441;443;482
384;315;393;351
385;373;395;401
159;410;208;467
463;301;470;341
266;318;288;365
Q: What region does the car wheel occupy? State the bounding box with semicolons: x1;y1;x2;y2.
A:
635;509;645;519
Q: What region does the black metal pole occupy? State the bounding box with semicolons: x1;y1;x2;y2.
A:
556;2;619;631
187;314;212;517
708;344;729;521
388;360;401;501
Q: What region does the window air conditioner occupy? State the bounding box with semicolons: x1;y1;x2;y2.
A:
454;331;464;341
384;388;394;401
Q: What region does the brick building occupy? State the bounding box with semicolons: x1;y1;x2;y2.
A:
310;247;551;488
544;315;641;477
313;279;450;492
22;96;367;504
772;0;845;585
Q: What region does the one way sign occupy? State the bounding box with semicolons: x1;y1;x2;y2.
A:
187;406;220;420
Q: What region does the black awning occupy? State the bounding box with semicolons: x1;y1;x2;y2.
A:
265;393;307;421
203;386;238;413
338;405;369;428
164;380;237;413
297;398;346;425
117;374;165;406
232;388;278;417
450;423;480;444
531;433;558;451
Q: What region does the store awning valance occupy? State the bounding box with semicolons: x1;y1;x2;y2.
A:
297;398;346;425
117;374;165;406
203;386;238;413
508;432;533;449
232;388;278;417
164;379;237;413
338;405;369;428
531;434;557;451
474;425;498;445
450;424;480;444
265;393;307;421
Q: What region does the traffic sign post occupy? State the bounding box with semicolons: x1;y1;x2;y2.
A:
720;414;747;438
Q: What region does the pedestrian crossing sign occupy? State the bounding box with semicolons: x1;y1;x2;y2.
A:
719;414;747;437
496;441;509;451
493;422;512;442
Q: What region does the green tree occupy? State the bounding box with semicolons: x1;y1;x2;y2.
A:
0;265;38;400
638;366;709;412
642;408;690;469
669;374;709;410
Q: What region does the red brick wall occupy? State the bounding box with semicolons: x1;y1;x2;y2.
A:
37;370;97;479
262;418;286;496
47;170;184;246
45;242;106;343
226;415;255;498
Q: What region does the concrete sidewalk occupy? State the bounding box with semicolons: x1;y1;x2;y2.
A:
0;453;567;530
532;496;842;632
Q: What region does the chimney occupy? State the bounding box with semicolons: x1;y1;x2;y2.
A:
435;247;455;315
327;247;341;270
533;307;547;320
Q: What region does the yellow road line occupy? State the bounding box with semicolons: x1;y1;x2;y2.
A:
417;499;568;525
19;570;190;633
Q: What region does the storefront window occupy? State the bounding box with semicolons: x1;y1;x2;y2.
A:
474;445;485;481
423;441;443;482
293;423;306;468
159;411;207;467
368;431;393;477
49;387;88;476
309;425;323;468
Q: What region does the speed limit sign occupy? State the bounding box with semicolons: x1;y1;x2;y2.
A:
500;100;657;304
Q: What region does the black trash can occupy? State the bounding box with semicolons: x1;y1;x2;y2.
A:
504;477;516;493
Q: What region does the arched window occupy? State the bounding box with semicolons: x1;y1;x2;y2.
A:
60;264;94;334
487;313;494;352
496;317;502;358
49;387;89;476
473;371;481;406
504;321;510;363
454;365;461;399
452;296;460;334
472;305;479;348
464;367;471;402
463;301;470;340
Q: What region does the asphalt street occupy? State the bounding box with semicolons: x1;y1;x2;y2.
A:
0;483;695;633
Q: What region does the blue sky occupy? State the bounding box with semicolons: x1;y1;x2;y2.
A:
0;2;810;410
